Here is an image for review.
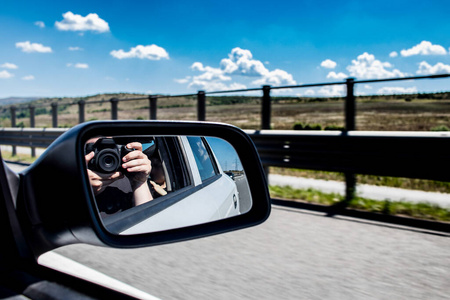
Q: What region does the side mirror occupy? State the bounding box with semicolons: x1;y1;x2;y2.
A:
86;135;252;235
17;121;270;257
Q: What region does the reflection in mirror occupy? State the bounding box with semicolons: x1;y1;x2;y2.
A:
84;135;252;235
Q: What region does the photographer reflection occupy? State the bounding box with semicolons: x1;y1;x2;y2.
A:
85;137;153;215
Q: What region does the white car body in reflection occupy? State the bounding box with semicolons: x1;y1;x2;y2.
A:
122;136;240;234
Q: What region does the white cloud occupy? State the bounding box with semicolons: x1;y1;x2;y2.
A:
220;47;269;76
1;63;18;69
188;80;247;92
22;75;35;80
326;71;348;80
221;47;295;85
16;41;52;53
347;52;405;79
186;47;296;91
297;89;315;96
400;41;447;57
320;59;337;69
364;85;372;89
252;69;296;86
68;46;83;51
174;77;191;84
0;70;14;79
55;11;110;33
110;45;169;60
34;21;45;28
190;62;231;81
389;51;398;58
67;63;89;69
377;86;418;94
317;85;345;97
416;61;450;75
75;63;89;69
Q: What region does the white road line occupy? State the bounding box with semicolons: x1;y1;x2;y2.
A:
38;251;160;300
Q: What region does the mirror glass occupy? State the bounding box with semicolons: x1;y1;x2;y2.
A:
84;135;252;235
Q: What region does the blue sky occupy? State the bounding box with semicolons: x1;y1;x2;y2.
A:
1;0;450;98
206;137;242;172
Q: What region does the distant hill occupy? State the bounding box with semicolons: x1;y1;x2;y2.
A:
0;97;40;106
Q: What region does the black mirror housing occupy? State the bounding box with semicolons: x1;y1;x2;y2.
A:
17;121;271;257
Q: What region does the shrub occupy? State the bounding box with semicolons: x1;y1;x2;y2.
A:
293;122;323;130
324;125;345;131
304;124;322;130
431;125;450;131
293;122;304;130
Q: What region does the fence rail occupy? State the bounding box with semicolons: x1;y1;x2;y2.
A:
4;74;450;131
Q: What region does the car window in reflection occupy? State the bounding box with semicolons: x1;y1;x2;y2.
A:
186;136;218;181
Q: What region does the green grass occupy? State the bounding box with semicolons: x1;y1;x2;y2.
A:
269;185;450;222
2;151;38;164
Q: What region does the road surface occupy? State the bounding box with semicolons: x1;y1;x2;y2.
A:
52;206;450;300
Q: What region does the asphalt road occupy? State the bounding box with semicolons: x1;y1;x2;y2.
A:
54;206;450;300
6;162;450;299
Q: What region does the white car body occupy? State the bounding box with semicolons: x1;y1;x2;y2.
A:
122;136;240;234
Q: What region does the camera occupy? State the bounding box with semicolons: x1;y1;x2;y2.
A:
85;138;134;173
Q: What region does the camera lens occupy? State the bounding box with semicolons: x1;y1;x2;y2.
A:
104;156;114;166
96;149;120;173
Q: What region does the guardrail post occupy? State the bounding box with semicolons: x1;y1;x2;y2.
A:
51;103;58;128
262;85;271;130
345;78;356;131
344;78;356;205
110;98;118;120
149;96;157;120
345;173;356;202
197;91;206;121
10;106;16;156
29;105;36;157
78;100;85;123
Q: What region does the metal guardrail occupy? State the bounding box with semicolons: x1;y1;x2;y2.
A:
246;130;450;183
0;128;68;148
1;127;449;183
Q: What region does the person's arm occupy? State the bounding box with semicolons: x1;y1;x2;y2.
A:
149;180;168;196
121;142;153;206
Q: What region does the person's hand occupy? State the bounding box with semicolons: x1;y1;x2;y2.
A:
85;151;124;195
121;142;152;187
150;180;168;196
